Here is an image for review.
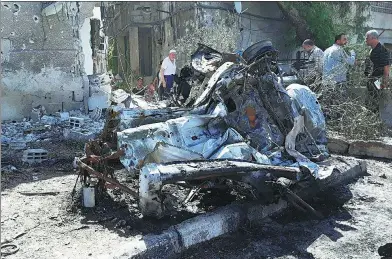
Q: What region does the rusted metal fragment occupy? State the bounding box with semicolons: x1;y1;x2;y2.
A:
77;158;137;197
139;160;305;217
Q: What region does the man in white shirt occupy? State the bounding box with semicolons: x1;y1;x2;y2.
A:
322;33;356;85
159;49;177;100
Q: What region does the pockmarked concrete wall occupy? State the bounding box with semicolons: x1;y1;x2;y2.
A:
162;2;294;73
0;1;97;121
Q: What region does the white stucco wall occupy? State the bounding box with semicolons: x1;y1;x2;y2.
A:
365;5;392;44
1;68;84;120
80;18;93;75
80;6;103;76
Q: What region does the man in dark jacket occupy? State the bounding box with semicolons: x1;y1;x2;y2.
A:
364;29;391;110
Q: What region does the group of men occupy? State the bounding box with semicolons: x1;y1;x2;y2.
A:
302;30;390;110
129;49;177;103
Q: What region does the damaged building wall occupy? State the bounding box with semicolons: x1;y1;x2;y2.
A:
171;2;294;68
0;2;104;121
366;2;392;46
102;2;294;85
236;2;294;58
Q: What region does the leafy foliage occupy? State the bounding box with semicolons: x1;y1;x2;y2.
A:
107;38;118;75
174;11;239;67
283;2;370;49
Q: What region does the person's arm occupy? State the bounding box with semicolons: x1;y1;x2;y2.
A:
314;51;324;74
152;76;158;87
381;65;390;88
364;57;372;77
343;49;356;66
160;60;167;88
160;67;166;88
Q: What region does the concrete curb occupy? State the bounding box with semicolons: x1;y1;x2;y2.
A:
114;157;367;259
328;137;392;160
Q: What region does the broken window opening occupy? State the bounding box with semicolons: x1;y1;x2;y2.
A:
123;35;129;75
138;27;153;76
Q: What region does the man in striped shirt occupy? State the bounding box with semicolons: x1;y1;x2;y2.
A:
302;39;324;86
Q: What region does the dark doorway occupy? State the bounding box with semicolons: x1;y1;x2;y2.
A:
138;27;152;76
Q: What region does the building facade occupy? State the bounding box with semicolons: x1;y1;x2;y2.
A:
101;2;295;85
1;1;106;120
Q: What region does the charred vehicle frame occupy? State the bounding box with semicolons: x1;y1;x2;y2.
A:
76;40;329;218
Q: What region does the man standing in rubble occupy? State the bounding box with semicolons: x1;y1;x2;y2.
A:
322;33;356;86
159;49;177;99
364;29;391;110
302;39;324;88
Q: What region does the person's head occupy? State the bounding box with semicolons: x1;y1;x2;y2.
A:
365;30;379;47
302;39;315;52
148;83;155;92
137;77;143;87
335;33;348;46
169;49;176;61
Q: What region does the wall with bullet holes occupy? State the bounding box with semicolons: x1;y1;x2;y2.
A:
0;2;99;121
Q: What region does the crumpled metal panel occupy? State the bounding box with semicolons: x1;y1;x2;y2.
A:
193;62;235;107
286;84;326;140
286;84;329;157
191;43;223;74
219;85;285;153
144;142;204;164
117;115;245;172
111;89;130;103
210;142;271;164
118;107;191;131
129;96;169;109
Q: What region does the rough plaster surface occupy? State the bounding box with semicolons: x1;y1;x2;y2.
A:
1;1;99;120
1;68;83;120
173;10;239;68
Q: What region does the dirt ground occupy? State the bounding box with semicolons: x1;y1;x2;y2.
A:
0;140;252;258
181;158;392;259
1;140;392;259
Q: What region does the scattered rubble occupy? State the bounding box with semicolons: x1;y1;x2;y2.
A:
1;165;19;174
328;135;392;159
22;149;48;164
1;110;105;147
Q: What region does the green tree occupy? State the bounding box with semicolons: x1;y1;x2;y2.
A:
277;2;370;49
107;38;118;75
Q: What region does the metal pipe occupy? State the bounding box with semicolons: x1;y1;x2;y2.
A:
159;160;301;183
77;159;138;197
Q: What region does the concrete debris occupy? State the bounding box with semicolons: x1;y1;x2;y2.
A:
1;135;11;145
328;136;392;160
64;129;97;141
32;105;46;121
59;112;70;122
69;117;84;128
1;165;18;174
41;115;59;125
90;107;102;121
111;89;131;104
9;140;27;150
22;149;48;164
1;109;105;149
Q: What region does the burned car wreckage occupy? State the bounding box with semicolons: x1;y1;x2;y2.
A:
76;41;329;218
